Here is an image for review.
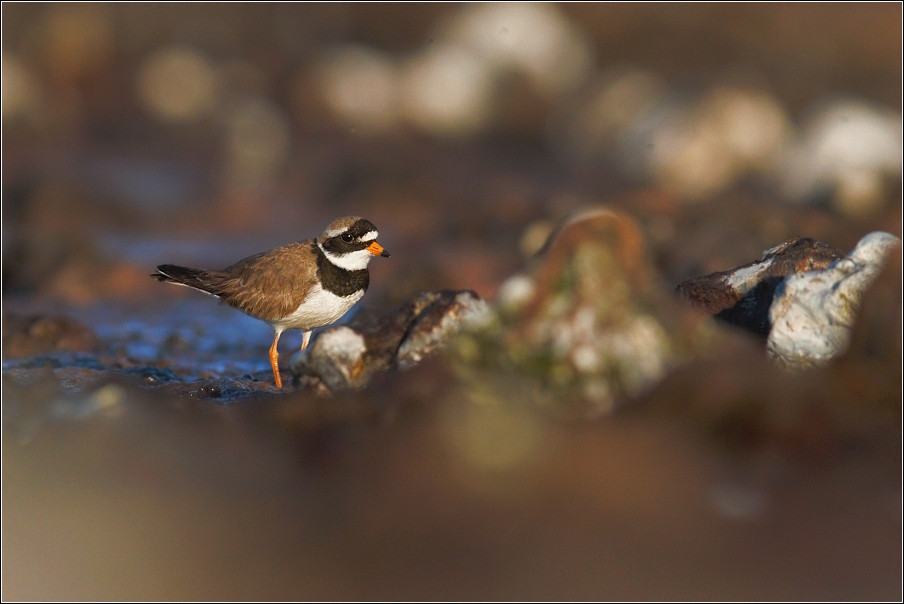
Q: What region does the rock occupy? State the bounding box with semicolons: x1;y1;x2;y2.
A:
120;366;180;386
462;207;717;418
52;367;109;393
291;290;490;393
676;237;845;336
2;314;100;357
766;231;901;371
158;377;280;402
300;326;369;392
645;243;902;455
396;291;490;369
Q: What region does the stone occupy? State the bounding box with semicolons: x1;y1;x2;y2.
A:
300;326;369;392
291;290;490;393
158;377;279;402
120;366;180;386
396;291;490;369
766;231;901;371
676;237;845;336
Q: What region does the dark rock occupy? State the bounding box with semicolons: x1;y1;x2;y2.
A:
2;314;101;357
156;377;283;402
676;237;845;336
291;290;490;393
121;366;179;386
195;381;225;399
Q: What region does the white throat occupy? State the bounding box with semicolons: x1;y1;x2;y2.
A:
319;243;374;271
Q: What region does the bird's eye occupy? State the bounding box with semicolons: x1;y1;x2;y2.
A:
341;232;353;243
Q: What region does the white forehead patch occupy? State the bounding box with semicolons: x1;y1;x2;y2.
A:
360;230;378;242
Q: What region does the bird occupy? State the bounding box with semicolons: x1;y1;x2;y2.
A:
152;216;390;388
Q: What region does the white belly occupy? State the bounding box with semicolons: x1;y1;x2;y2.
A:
269;284;364;332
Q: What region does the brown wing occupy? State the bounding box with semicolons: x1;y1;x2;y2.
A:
215;241;318;321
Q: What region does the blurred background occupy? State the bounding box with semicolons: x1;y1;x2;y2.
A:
2;3;902;600
3;3;901;305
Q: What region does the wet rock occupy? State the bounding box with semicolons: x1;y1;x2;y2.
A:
4;360;125;395
676;237;845;336
120;366;179;386
767;231;902;371
2;366;61;392
291;290;490;394
157;377;280;402
3;350;188;395
463;207;717;418
2;314;100;357
52;367;109;393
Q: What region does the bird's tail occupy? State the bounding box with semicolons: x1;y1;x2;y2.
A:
152;264;225;298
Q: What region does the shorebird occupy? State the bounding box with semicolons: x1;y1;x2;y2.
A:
153;216;389;388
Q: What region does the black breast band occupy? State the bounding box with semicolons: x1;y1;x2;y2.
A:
313;243;369;297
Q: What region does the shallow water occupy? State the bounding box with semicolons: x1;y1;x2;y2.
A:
3;294;356;389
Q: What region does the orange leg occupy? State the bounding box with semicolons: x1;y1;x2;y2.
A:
301;330;312;352
269;330;283;388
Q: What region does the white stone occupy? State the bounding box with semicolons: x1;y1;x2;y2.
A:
571;344;600;373
497;274;536;310
767;231;901;370
305;326;367;391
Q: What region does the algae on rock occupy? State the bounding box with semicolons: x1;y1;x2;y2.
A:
453;207;719;418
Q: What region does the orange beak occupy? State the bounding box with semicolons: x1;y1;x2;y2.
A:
366;241;390;257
